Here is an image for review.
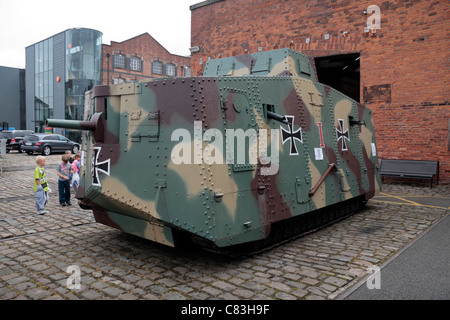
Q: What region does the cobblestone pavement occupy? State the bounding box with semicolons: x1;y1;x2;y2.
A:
0;152;448;300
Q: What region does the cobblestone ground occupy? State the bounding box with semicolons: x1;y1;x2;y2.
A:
0;152;448;300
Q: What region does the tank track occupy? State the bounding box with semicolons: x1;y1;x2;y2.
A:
193;195;367;257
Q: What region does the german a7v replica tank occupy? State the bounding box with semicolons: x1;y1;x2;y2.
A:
47;48;381;253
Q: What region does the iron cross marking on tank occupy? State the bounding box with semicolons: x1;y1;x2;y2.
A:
336;119;350;151
281;115;303;155
92;147;110;187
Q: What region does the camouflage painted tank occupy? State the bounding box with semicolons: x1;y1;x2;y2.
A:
47;48;381;252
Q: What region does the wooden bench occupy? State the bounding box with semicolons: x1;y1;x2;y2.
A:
380;159;439;188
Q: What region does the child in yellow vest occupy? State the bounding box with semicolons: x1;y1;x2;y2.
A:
34;156;49;215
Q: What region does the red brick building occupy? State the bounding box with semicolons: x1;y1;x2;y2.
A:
190;0;450;183
102;33;191;85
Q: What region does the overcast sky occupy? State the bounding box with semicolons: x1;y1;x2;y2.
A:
0;0;201;69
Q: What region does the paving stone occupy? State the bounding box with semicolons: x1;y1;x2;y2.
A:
24;287;53;300
162;291;187;300
118;293;139;300
149;285;168;295
292;288;308;298
298;268;319;278
29;263;50;272
275;292;296;300
320;283;338;293
135;279;153;288
268;282;292;292
43;294;65;300
7;275;29;285
301;278;319;286
202;286;222;296
173;285;194;294
157;278;179;287
14;281;36;291
232;288;254;298
142;293;160;300
324;276;347;287
102;286;125;298
81;289;102;299
92;281;109;290
212;280;236;291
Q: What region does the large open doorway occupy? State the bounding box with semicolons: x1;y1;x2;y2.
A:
315;53;360;102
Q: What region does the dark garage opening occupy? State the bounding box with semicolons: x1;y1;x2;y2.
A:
315;53;360;102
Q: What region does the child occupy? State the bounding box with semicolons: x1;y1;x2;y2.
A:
65;150;74;164
65;150;74;183
57;154;73;206
34;156;49;215
71;153;81;192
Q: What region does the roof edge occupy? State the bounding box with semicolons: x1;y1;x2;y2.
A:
190;0;224;11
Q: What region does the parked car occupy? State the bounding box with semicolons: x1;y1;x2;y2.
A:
22;133;80;156
0;130;35;153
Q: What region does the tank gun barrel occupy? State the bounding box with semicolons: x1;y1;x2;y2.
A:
45;119;96;131
267;111;288;124
46;112;104;142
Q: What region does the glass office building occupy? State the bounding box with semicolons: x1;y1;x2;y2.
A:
26;28;102;141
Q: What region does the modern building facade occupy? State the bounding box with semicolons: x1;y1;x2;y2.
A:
25;28;102;141
0;66;25;130
102;33;191;85
190;0;450;183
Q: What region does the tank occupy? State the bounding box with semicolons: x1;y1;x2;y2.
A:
47;48;381;253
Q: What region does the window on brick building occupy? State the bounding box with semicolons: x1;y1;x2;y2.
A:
166;63;176;77
113;54;126;69
152;60;163;75
130;57;142;72
184;67;191;77
113;77;125;84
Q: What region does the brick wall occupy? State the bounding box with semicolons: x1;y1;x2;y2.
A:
191;0;450;183
102;33;191;85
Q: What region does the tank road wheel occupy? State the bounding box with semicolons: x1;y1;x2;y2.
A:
42;146;51;156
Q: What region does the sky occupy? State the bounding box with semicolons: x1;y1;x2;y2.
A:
0;0;201;69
